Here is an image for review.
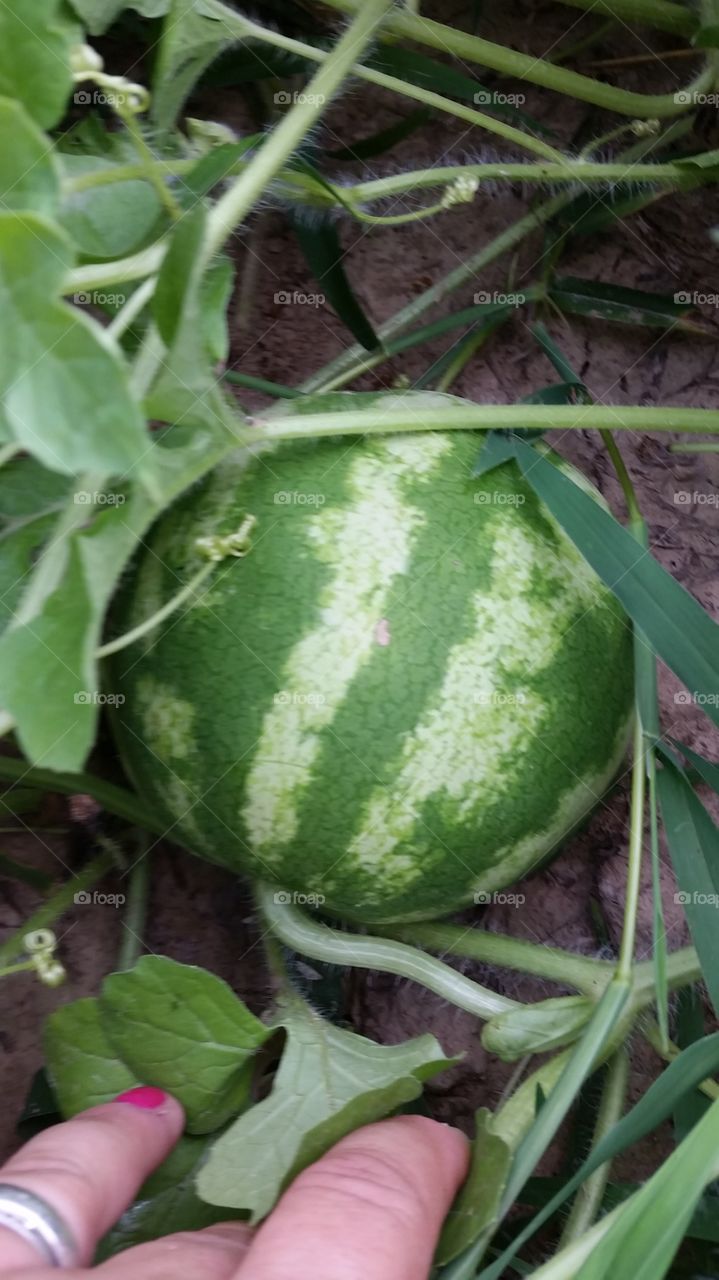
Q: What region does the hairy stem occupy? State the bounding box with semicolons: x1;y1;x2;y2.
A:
319;0;715;117
257;888;518;1018
0;849;115;965
560;1048;629;1244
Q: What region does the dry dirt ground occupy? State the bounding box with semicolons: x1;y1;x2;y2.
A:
1;0;718;1185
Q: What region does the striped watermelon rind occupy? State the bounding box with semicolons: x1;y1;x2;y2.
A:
108;431;633;924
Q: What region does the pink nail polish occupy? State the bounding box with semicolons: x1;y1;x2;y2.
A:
114;1085;167;1109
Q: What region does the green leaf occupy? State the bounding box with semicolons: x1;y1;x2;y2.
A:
147;206;239;433
674;989;709;1144
669;740;719;795
101;956;271;1134
197;994;453;1220
657;761;719;1017
478;1031;719;1280
151;0;241;131
0;853;51;890
0;511;60;638
0;213;149;477
549;276;694;328
574;1097;719;1280
0;98;60;215
0;0;73;129
482;996;594;1062
324;108;432;161
472;432;526;477
510;438;719;729
58;156;163;258
44;998;139;1114
68;0;169;35
366;45;550;135
436;1110;511;1266
96;1133;247;1261
291;216;379;352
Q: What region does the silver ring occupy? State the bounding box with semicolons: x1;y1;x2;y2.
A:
0;1183;80;1268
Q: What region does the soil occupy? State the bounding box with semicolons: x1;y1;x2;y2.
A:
1;0;718;1192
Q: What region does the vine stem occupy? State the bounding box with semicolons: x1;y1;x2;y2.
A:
117;848;150;970
0;849;115;966
347;159;715;205
97;560;216;656
256;887;519;1018
555;0;695;36
213;9;568;165
559;1048;629;1245
384;922;611;997
0;757;167;837
319;0;716;117
617;717;646;981
260;402;719;439
203;0;396;263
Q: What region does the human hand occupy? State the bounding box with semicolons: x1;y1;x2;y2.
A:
0;1086;468;1279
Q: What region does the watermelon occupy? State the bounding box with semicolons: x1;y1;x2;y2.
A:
107;431;633;924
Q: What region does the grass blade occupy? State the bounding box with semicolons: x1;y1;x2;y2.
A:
511;438;719;729
656;760;719;1016
291;217;379;351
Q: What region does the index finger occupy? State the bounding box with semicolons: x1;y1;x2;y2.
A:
237;1115;469;1280
0;1086;183;1272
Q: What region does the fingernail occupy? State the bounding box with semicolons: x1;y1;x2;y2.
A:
114;1085;168;1109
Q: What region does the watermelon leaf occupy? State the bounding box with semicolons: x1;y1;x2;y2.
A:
0;0;73;129
100;955;271;1134
197;993;454;1220
45;997;140;1115
96;1133;248;1261
435;1109;511;1266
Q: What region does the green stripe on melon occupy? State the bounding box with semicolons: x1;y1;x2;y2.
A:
107;432;633;924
